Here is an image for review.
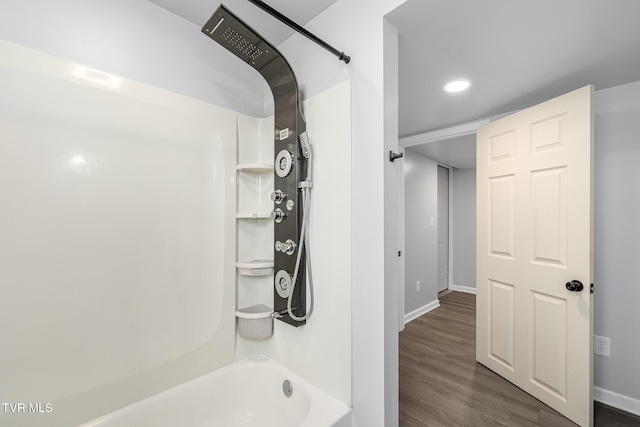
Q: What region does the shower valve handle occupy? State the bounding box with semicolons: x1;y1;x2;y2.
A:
276;239;296;255
271;208;286;223
271;190;286;204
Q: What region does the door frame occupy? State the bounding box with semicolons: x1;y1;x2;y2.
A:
398;146;406;331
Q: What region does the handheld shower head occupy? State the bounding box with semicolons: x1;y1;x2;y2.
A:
299;131;311;159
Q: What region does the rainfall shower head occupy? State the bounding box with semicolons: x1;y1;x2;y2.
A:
202;4;289;84
202;5;273;67
202;4;302;121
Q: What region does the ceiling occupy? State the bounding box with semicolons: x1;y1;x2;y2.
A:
388;0;640;138
409;134;477;169
146;0;339;46
147;0;640;167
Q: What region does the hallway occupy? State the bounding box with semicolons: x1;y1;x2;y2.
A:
399;292;640;426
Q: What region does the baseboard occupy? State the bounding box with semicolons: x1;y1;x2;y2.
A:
594;386;640;417
404;300;440;324
449;284;477;294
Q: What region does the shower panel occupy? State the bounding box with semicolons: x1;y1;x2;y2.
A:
202;5;309;326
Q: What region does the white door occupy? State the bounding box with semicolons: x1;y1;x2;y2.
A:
437;165;449;293
476;86;593;427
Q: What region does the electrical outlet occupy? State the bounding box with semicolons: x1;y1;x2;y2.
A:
594;335;611;357
416;281;421;293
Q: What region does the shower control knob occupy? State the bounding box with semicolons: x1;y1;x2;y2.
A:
271;208;286;223
275;240;283;251
279;239;296;255
271;189;286;204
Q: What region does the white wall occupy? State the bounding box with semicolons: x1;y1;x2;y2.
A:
451;167;476;291
403;149;439;315
278;0;406;425
0;0;265;117
593;80;640;413
383;19;401;427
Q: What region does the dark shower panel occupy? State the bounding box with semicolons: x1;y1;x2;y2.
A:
202;5;307;326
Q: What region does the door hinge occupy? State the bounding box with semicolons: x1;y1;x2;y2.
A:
398;250;402;257
590;283;594;294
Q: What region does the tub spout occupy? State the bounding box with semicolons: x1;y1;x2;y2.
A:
270;309;285;319
271;308;296;319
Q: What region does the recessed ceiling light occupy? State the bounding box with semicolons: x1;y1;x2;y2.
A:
443;79;471;93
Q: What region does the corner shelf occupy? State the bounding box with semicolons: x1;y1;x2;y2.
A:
236;163;273;172
235;126;274;339
236;212;271;219
236;260;274;276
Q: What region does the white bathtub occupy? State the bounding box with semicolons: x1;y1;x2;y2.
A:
79;356;352;427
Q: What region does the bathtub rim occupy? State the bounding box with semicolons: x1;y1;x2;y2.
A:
78;355;352;427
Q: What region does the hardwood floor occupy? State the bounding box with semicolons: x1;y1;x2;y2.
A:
399;291;640;427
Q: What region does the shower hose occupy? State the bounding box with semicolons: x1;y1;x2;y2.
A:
287;134;314;321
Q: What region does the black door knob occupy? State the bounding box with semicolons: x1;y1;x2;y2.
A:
566;280;584;292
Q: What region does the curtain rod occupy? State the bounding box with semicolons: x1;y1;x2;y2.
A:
247;0;351;64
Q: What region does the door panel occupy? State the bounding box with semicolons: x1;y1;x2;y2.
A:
489;174;515;259
476;85;593;427
488;279;515;370
531;290;568;399
531;167;568;266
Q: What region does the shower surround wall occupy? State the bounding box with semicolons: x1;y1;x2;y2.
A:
0;41;353;426
0;40;237;426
